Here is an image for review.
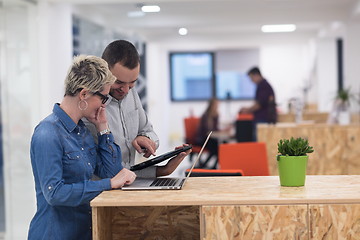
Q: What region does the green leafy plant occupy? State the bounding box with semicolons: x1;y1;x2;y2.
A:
336;88;355;105
337;88;351;102
277;137;314;157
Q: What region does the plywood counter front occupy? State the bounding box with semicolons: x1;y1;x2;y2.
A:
257;123;360;176
91;175;360;239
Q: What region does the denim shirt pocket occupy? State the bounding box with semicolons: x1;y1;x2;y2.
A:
89;147;96;155
63;151;84;179
65;151;82;160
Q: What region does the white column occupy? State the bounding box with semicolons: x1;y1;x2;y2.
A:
345;20;360;113
316;38;338;112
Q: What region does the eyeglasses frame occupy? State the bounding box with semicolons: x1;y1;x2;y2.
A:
93;91;109;104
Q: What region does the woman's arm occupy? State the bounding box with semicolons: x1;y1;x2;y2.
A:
31;123;112;207
94;132;123;178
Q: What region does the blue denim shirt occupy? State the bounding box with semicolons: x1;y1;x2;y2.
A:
28;104;123;240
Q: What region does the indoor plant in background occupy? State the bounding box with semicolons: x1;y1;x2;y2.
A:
335;88;352;125
277;137;314;187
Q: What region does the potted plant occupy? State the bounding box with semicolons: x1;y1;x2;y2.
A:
335;88;352;125
277;137;314;187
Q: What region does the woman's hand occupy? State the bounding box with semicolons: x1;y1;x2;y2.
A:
87;107;108;132
110;168;137;189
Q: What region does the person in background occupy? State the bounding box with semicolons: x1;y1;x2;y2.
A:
196;98;222;169
240;66;277;140
28;55;136;240
85;40;191;178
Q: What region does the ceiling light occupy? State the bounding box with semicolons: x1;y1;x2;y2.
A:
141;5;160;13
178;28;188;36
127;11;145;17
261;24;296;33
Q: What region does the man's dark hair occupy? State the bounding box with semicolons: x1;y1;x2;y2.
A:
101;40;140;69
247;66;262;76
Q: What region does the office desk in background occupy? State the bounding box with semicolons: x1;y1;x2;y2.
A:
209;130;234;143
258;123;360;175
91;175;360;239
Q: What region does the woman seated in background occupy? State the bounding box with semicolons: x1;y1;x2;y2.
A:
196;98;221;169
28;55;136;240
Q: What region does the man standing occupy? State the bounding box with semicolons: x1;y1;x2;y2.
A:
85;40;189;178
240;67;277;139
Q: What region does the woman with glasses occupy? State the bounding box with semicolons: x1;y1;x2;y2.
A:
28;55;136;240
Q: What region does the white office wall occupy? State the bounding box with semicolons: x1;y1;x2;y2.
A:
1;4;37;239
1;4;43;239
261;44;313;112
36;2;73;123
1;2;72;239
316;38;338;112
345;20;360;113
146;36;318;152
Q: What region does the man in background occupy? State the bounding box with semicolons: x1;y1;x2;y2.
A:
85;40;190;178
240;66;277;140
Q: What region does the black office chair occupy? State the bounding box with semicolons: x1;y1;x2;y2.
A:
185;168;244;177
235;113;255;142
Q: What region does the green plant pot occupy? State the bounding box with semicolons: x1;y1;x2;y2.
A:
277;155;308;187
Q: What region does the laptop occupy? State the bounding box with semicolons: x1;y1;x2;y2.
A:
121;131;212;190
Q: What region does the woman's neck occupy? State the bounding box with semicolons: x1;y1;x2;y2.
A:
60;97;82;124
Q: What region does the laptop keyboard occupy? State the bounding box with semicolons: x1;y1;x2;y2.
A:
151;178;178;187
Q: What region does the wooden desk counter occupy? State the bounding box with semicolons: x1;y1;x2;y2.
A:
278;112;329;123
91;175;360;239
258;123;360;175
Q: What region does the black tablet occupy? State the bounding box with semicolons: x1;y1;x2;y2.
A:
130;145;192;171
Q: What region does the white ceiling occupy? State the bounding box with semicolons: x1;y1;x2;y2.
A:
52;0;360;41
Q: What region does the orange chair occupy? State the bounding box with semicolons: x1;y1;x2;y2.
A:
237;113;254;121
218;142;269;176
184;117;205;162
185;168;244;177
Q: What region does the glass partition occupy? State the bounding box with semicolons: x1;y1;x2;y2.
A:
0;3;5;235
0;1;38;238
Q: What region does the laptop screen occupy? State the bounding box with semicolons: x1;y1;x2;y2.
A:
183;131;212;184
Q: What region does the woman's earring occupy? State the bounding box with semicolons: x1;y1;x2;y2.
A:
78;100;88;111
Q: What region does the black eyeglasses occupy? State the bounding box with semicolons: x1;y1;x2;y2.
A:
93;91;109;104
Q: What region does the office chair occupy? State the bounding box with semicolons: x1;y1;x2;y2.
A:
218;142;269;176
185;168;244;177
237;113;254;121
235;113;254;142
183;117;207;162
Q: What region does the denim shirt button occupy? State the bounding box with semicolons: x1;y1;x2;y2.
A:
88;162;91;166
77;156;79;159
48;186;52;190
81;148;84;151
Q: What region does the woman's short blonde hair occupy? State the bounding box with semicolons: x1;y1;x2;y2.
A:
64;55;116;96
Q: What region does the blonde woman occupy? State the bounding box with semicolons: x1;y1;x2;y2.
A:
28;55;136;240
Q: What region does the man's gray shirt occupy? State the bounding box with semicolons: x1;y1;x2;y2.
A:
84;88;159;178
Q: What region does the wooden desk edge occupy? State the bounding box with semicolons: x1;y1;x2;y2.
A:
91;175;360;207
